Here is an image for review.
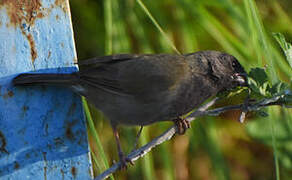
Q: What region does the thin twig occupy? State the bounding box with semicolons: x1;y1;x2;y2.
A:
95;94;288;180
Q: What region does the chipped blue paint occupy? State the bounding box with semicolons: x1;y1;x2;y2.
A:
0;1;93;179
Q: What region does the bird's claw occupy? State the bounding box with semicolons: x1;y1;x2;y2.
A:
174;117;191;135
118;153;134;170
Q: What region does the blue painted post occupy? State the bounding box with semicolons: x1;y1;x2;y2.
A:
0;1;93;179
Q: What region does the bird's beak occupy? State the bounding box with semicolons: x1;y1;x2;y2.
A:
232;73;248;87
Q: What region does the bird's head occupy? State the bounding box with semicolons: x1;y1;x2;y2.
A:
199;51;248;90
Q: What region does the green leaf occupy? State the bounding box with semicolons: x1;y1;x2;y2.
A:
248;67;269;86
247;68;272;98
268;82;289;95
273;33;292;69
247;68;292;103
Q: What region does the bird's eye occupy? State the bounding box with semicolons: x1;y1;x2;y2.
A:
232;61;237;68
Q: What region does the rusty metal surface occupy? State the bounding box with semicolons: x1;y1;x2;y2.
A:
0;0;93;179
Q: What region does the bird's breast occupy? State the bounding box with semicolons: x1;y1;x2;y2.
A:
169;75;218;117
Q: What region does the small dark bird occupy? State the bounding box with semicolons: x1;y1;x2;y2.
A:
13;50;247;168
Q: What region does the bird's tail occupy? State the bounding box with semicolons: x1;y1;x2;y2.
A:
13;73;78;86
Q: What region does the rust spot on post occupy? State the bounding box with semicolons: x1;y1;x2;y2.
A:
48;51;52;59
0;131;8;154
0;0;45;63
26;33;37;62
0;0;44;27
7;90;14;97
55;0;68;14
14;162;20;169
7;91;14;97
2;90;14;99
22;105;29;112
65;123;74;140
44;166;47;180
65;119;77;141
42;151;47;161
71;166;77;178
60;169;65;180
37;12;45;18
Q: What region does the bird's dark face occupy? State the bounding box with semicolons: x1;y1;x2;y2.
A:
207;51;247;90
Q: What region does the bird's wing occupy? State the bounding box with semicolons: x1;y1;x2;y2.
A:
78;54;190;98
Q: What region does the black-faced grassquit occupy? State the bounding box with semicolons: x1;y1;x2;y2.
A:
13;50;247;167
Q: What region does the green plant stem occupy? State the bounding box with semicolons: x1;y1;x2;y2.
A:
136;0;180;54
140;127;156;180
104;0;113;55
270;109;280;180
82;97;114;180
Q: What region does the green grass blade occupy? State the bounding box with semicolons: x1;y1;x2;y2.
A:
136;0;180;54
245;0;278;82
158;124;174;180
140;127;156;180
91;151;102;173
104;0;113;54
273;33;292;69
269;108;280;180
82;97;114;180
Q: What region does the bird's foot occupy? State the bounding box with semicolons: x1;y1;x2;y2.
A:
174;117;191;135
118;153;134;170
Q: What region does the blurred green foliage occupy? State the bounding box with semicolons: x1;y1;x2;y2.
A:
70;0;292;179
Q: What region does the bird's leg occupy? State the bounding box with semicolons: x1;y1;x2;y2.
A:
173;117;191;135
112;125;133;169
131;126;144;152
